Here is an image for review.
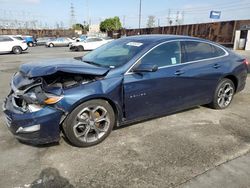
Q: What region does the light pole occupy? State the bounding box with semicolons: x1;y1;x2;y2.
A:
139;0;142;34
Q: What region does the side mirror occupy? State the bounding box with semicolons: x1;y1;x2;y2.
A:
133;64;158;73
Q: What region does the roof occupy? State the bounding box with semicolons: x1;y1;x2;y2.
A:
124;34;203;43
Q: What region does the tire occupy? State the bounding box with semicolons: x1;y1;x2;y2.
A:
28;42;33;47
77;46;84;51
12;46;22;54
209;78;235;109
63;99;115;147
48;43;54;48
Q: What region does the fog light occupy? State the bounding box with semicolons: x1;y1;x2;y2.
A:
16;124;40;133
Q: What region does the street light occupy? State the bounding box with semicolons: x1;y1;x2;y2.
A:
139;0;142;34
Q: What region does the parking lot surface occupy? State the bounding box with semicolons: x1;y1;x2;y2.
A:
0;47;250;188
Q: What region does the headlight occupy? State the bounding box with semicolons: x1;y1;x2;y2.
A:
23;91;63;105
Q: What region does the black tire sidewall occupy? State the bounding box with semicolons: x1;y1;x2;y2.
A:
28;42;33;47
212;78;235;109
78;46;84;51
63;99;115;147
13;46;22;54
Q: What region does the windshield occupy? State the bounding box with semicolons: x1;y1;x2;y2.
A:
82;38;145;68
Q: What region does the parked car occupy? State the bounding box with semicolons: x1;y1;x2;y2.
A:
75;35;88;42
0;35;28;54
2;35;248;147
21;36;37;47
70;37;113;51
46;37;74;47
36;37;55;46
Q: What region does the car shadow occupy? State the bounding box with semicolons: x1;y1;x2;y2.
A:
18;106;201;148
0;51;29;56
18;140;60;148
113;106;200;131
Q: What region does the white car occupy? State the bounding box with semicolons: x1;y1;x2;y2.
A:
0;35;28;54
46;37;75;47
69;37;113;51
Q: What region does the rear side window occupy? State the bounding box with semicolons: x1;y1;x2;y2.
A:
140;41;182;67
0;36;13;42
13;37;23;41
86;38;103;42
184;41;226;62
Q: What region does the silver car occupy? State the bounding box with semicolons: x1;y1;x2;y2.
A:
46;37;74;47
36;37;55;46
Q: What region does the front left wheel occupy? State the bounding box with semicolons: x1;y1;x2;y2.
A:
62;99;115;147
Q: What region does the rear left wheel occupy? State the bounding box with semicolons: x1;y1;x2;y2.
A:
77;45;84;51
63;99;115;147
12;46;22;54
209;78;235;109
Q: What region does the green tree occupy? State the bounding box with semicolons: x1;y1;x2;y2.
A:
72;23;89;32
72;23;84;30
100;16;122;32
147;15;155;28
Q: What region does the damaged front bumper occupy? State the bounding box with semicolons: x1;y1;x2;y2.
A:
2;94;64;145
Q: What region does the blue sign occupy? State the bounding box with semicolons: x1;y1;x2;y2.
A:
210;11;221;19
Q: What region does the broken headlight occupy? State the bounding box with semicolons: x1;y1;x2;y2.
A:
21;86;64;107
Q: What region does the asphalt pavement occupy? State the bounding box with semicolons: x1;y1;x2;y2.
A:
0;46;250;188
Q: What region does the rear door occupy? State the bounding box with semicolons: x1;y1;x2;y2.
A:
178;40;228;107
85;38;105;50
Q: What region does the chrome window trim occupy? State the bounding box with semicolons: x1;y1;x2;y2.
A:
125;39;229;75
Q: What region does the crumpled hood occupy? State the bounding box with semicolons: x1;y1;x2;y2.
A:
19;58;110;78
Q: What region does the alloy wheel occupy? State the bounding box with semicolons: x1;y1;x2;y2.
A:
217;83;234;108
72;106;110;143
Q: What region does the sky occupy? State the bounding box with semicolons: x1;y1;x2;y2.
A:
0;0;250;29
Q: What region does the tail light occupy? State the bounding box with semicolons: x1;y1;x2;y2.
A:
244;59;249;66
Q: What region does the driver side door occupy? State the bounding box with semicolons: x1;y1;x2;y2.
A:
123;41;188;121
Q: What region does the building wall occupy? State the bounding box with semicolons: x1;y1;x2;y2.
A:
110;20;250;45
0;29;75;38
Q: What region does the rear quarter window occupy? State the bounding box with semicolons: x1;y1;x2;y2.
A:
184;41;226;62
0;36;13;42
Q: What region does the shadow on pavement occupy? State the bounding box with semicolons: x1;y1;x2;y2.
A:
28;167;74;188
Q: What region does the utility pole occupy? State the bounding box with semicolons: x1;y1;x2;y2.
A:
139;0;142;34
86;0;90;25
167;9;171;26
70;2;76;28
158;18;160;27
175;11;179;25
181;11;185;25
123;15;126;28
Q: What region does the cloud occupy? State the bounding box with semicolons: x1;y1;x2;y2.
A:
23;0;40;3
0;0;40;4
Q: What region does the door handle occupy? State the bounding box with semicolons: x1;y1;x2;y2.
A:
175;70;185;76
213;64;221;69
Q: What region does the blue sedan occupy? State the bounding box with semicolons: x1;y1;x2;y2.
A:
2;35;248;147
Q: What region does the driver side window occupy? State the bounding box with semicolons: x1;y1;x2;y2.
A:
140;41;182;67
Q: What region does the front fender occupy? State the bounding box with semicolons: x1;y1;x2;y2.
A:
55;76;124;123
